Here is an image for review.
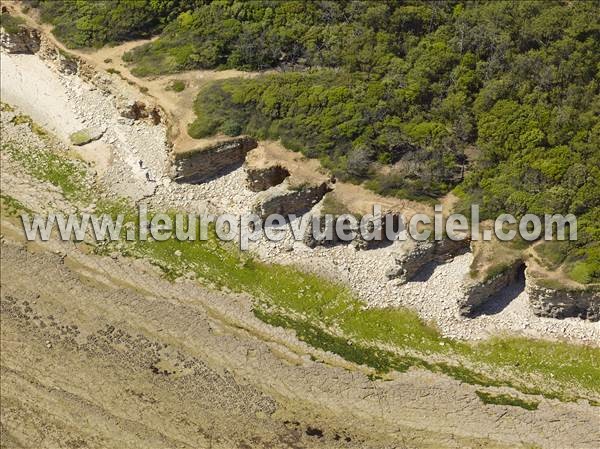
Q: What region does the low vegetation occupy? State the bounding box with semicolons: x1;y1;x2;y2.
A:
0;11;25;34
165;79;186;92
10;114;47;137
2;139;90;203
320;193;355;217
0;194;31;216
476;390;539;411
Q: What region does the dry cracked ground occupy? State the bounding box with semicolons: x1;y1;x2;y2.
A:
1;7;599;449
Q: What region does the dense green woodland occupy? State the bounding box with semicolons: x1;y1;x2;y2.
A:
28;1;600;284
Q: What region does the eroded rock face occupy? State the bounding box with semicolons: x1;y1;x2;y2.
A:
0;23;40;54
253;182;331;219
459;260;524;316
388;238;470;282
302;214;348;248
245;164;290;191
118;100;162;124
173;137;257;183
527;281;599;321
303;211;405;250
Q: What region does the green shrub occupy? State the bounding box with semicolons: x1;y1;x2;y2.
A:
187;118;220;139
165;79;186;92
221;119;242;137
569;263;594;284
31;0;200;48
0;13;25;35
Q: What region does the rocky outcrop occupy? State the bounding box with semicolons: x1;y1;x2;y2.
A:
459;260;524;316
173;137;257;183
0;21;40;54
118;100;161;125
69;126;105;146
527;280;599;321
303;211;405;250
387;237;470;282
254;182;331;219
245;164;290;191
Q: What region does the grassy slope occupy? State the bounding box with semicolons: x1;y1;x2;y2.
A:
1;117;599;406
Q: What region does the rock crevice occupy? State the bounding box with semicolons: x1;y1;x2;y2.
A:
245;164;290;192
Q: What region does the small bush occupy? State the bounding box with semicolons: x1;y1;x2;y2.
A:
187;118;220;139
221;119;242;136
165;79;186;92
569;262;593;284
0;13;25;35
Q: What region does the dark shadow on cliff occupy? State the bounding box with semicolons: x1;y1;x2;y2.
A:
411;260;440;282
469;263;526;317
174;160;244;184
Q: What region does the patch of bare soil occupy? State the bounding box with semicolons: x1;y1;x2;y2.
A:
526;242;593;289
246;140;330;187
246;140;430;219
58;42;260;154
